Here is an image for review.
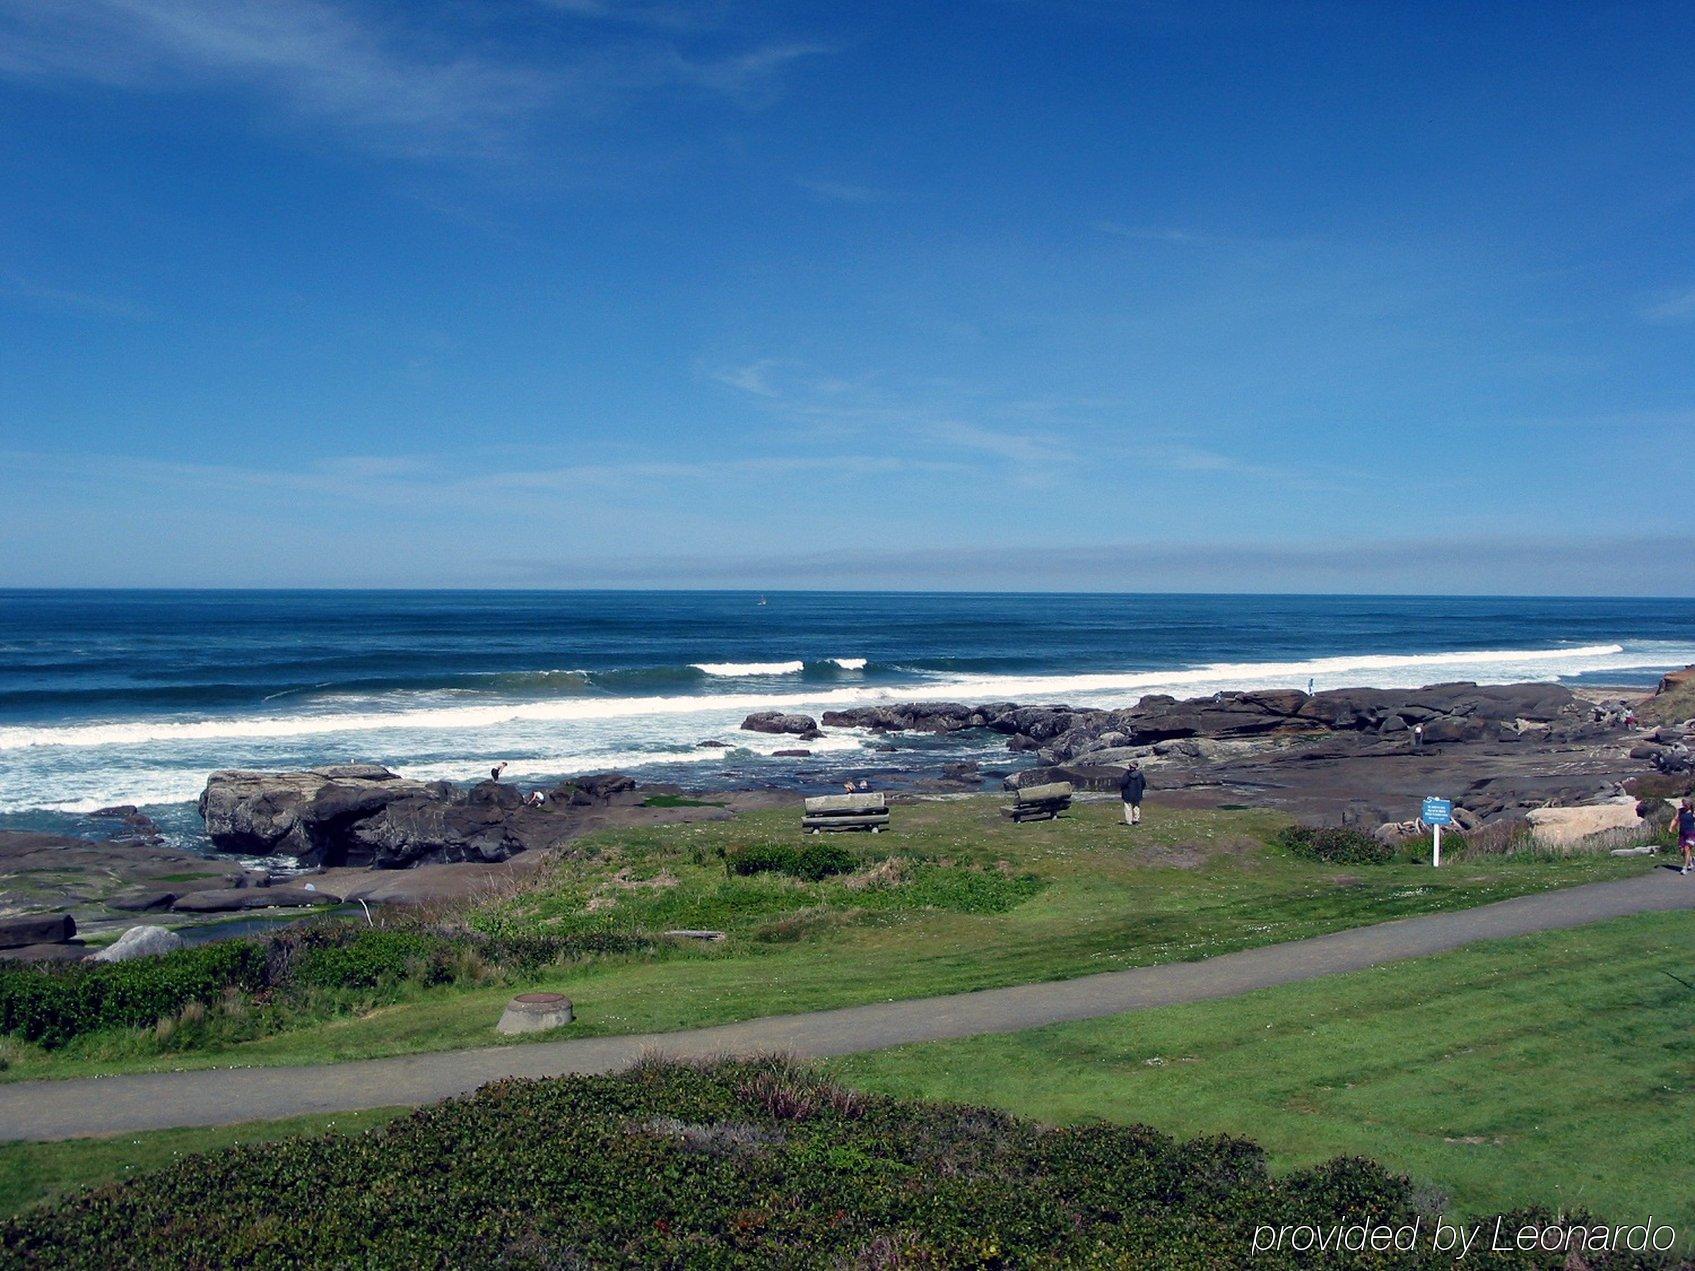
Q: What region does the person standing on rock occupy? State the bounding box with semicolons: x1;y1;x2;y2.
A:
1120;763;1147;826
490;760;509;783
1412;724;1424;751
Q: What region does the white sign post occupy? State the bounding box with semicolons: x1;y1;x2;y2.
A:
1422;796;1453;868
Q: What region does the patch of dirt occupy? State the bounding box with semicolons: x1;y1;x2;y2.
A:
841;857;909;891
1128;835;1262;869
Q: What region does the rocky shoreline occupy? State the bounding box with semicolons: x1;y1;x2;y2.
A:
4;672;1690;945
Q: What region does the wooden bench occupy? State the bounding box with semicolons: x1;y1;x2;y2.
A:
1002;781;1073;823
803;792;890;833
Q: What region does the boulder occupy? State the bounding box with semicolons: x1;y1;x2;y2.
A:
343;799;567;868
198;765;600;868
1524;799;1643;848
89;925;184;963
198;766;433;860
1375;820;1424;845
1419;716;1487;744
741;712;823;738
0;912;75;949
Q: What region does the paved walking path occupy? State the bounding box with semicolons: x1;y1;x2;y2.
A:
4;869;1691;1141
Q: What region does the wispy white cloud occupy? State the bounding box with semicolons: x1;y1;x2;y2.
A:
0;270;150;320
711;359;785;397
0;0;552;156
1640;286;1695;324
707;356;1312;488
0;447;961;511
1095;222;1215;245
669;39;828;104
918;419;1069;467
796;178;898;205
536;0;728;32
0;0;825;157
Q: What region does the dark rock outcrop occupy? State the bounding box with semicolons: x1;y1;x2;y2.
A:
198;765;434;862
199;767;647;868
0;912;76;949
740;712;824;739
825;681;1592;770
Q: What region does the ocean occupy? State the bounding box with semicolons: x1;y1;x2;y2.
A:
2;590;1692;849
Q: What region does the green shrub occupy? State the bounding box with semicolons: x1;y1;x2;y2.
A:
1;921;656;1051
729;842;856;881
0;943;266;1048
728;843;800;876
0;1059;1625;1267
1274;824;1395;866
792;842;856;881
289;930;450;990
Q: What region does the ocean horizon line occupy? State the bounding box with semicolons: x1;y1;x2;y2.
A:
3;586;1693;602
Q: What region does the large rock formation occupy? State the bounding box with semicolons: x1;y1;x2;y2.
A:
821;681;1591;768
740;712;824;739
198;766;638;868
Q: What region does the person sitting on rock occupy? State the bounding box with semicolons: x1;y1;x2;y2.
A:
1120;763;1147;826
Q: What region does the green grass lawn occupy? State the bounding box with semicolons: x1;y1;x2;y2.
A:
832;908;1695;1235
3;797;1655;1082
0;1107;406;1217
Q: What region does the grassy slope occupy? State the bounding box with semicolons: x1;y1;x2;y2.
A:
0;1107;406;1217
833;908;1695;1232
4;798;1653;1081
1638;669;1695;725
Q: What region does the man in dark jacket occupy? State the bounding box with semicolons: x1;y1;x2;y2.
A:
1120;763;1147;826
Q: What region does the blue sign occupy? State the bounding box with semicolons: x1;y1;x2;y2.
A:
1422;797;1453;826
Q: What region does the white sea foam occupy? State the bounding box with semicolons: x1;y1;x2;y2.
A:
0;730;873;814
831;657;868;670
691;660;805;677
0;642;1681;755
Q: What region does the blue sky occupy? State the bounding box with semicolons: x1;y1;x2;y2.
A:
1;0;1692;592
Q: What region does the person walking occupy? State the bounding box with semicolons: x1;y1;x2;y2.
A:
1677;799;1695;876
1120;762;1147;826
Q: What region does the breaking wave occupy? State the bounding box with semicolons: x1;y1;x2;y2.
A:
0;641;1670;754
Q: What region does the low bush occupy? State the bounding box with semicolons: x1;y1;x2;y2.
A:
1274;824;1395;866
287;929;452;991
0;922;655;1050
1;1059;1634;1267
0;943;266;1048
728;841;857;881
